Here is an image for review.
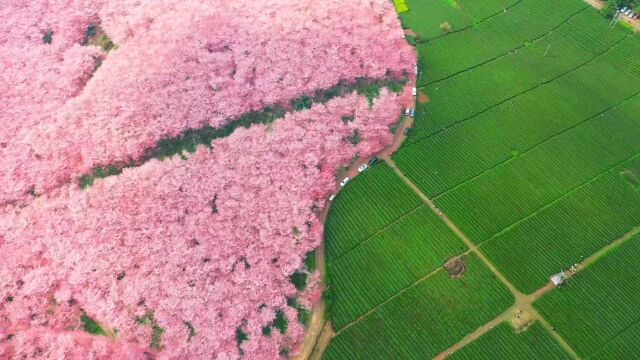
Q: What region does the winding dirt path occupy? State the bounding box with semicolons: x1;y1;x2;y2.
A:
293;111;415;360
309;322;335;360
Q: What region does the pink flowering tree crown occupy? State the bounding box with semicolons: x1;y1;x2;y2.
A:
0;0;416;358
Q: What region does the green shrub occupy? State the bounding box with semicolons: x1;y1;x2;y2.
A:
42;31;53;44
183;321;196;341
290;271;308;290
273;309;288;334
80;313;106;336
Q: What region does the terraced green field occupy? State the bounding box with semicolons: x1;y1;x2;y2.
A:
324;163;422;259
589;321;640;360
432;92;640;243
325;254;514;360
406;10;633;143
450;322;571;360
330;205;466;329
483;157;640;293
399;0;520;42
399;40;640;198
415;0;589;84
322;0;640;358
534;234;640;358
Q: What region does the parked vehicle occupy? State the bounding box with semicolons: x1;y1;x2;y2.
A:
368;156;379;165
329;194;336;201
340;177;349;187
358;164;368;173
404;127;413;136
405;108;410;116
410;108;416;118
620;6;628;12
412;87;417;96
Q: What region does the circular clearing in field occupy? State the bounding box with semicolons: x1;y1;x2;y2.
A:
444;256;467;278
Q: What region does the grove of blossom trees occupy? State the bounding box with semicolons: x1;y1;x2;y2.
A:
0;0;414;205
0;90;413;359
0;0;415;358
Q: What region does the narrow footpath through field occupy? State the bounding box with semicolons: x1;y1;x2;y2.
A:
382;156;640;359
439;225;640;358
382;157;580;359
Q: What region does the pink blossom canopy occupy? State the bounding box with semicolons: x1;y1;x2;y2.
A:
0;0;415;358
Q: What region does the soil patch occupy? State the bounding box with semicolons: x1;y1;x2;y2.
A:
404;28;416;36
444;256;466;278
440;22;454;33
418;91;429;103
510;309;534;332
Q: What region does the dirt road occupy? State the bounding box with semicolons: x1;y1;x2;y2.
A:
294;106;416;360
309;322;335;360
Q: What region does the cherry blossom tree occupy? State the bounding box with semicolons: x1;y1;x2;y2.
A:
0;88;414;358
0;0;416;357
0;0;414;205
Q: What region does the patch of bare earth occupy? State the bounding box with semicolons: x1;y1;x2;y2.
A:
510;309;534;332
418;90;429;103
404;28;416;36
440;22;454;33
444;256;467;278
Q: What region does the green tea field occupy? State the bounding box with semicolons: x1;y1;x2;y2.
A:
321;0;640;358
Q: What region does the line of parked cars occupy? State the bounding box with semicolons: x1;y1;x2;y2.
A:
404;108;416;118
618;6;640;19
331;157;380;200
332;72;422;198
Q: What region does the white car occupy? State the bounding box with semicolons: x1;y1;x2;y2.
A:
340;177;350;187
625;9;632;15
621;6;628;12
405;108;410;116
415;65;418;75
329;194;336;201
412;87;417;96
358;164;368;173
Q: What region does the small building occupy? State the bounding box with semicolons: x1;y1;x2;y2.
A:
550;271;566;286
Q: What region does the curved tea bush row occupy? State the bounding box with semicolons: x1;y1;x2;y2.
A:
329;205;465;329
324;163;423;260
